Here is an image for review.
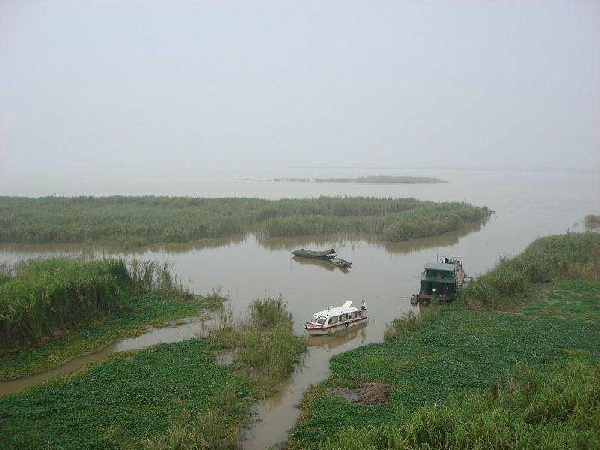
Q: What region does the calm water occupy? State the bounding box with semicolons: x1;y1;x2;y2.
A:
1;169;598;448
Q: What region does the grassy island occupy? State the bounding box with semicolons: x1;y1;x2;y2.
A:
0;196;489;247
286;232;600;449
315;175;446;184
274;175;445;184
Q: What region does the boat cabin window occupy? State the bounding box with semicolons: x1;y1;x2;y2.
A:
340;314;347;321
328;316;338;325
349;311;357;319
316;317;326;325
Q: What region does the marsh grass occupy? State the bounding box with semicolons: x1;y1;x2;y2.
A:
0;196;490;246
382;310;423;342
211;296;307;394
314;175;446;184
0;258;132;348
127;259;179;291
0;263;10;286
0;288;226;381
0;257;194;351
461;232;600;309
274;175;446;184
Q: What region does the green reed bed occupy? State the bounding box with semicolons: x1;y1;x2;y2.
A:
0;259;222;381
0;196;490;246
0;258;132;348
461;232;600;309
210;296;307;394
286;233;600;449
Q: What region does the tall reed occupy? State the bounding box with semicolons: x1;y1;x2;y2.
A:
0;196;490;246
0;257;190;350
0;258;132;348
211;296;306;391
461;232;600;309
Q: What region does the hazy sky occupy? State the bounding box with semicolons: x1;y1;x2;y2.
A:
1;0;599;192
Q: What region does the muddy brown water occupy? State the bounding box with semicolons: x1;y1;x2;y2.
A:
0;169;598;448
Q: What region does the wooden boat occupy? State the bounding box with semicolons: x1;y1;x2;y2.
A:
411;255;466;306
292;248;352;271
292;248;336;260
304;301;367;335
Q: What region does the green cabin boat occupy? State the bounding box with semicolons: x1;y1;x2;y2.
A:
411;256;466;305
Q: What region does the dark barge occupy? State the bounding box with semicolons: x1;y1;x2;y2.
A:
410;255;466;306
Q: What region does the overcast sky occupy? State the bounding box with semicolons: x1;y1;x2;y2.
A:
1;0;599;192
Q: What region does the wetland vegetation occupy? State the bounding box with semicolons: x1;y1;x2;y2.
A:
0;258;222;381
1;288;306;448
0;196;489;247
286;232;600;449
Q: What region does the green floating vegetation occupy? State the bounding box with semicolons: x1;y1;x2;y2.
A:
1;340;255;449
286;233;600;449
0;196;490;246
297;360;599;450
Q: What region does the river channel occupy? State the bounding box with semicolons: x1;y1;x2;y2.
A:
0;169;598;448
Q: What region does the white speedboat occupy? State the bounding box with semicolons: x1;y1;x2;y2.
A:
304;301;367;335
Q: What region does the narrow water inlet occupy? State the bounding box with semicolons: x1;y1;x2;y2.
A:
242;324;370;449
0;318;212;397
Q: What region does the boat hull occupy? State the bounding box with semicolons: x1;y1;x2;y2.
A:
304;316;368;335
292;248;336;260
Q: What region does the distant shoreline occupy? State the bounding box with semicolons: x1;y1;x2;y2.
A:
274;175;446;184
287;166;600;174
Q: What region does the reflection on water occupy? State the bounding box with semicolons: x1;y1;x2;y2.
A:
0;235;247;259
307;322;368;349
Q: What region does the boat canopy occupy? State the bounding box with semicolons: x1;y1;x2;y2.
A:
424;262;457;272
311;301;357;320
